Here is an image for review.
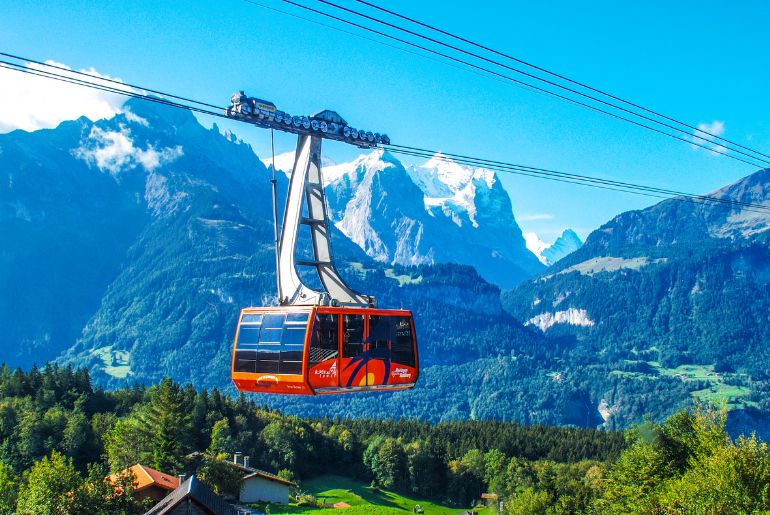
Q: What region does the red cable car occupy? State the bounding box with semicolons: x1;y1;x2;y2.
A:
227;109;419;395
231;306;418;394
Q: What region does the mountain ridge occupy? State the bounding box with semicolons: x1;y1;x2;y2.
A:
3;100;770;432
273;147;544;288
503;166;770;428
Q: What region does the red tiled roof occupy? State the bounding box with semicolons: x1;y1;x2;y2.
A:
109;464;180;492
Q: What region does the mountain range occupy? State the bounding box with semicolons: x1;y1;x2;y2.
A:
269;148;545;289
525;229;583;266
2;99;769;434
504;170;770;431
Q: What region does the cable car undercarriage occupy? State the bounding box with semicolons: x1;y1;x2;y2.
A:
227;93;418;395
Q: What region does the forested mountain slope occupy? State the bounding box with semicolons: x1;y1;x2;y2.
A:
1;100;578;424
4;98;770;431
504;169;770;430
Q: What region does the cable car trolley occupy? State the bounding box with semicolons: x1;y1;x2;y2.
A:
226;92;418;395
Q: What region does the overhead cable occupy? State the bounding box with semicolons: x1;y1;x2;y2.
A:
383;145;770;214
3;53;768;214
262;0;767;168
350;0;770;162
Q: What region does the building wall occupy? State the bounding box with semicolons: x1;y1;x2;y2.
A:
239;476;290;504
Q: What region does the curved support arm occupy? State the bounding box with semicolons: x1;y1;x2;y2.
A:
277;134;374;307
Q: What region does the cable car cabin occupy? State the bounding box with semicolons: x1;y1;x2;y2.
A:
231;306;418;395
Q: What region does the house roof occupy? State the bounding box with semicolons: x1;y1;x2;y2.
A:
109;464;179;492
241;468;296;487
144;475;239;515
186;451;296;487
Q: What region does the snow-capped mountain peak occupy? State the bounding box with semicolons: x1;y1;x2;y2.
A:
409;153;502;228
526;229;583;266
524;233;550;264
413;153;497;196
254;147;544;287
419;153;474;191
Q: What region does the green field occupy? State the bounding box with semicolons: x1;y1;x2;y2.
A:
92;345;132;378
252;475;493;515
609;361;754;409
384;268;423;286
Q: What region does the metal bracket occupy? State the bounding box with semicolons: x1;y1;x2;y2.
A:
276;134;374;307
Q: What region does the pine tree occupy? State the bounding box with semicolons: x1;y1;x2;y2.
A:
138;378;192;473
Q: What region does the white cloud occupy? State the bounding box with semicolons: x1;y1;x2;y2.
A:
691;120;727;155
75;125;182;176
699;120;725;137
0;60;132;133
123;110;149;127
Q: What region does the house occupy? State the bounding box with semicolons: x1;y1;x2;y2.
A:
145;475;240;515
109;464;180;504
185;452;296;505
239;468;295;504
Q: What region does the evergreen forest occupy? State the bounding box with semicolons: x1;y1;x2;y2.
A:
0;364;769;514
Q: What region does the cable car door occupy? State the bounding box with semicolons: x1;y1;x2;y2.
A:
366;314;392;386
308;312;339;390
341;314;376;388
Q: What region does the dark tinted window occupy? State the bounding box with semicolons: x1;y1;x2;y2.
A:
343;314;364;358
280;345;303;374
310;314;339;364
257;349;280;373
234;350;257;373
234;311;309;375
391;316;415;367
369;315;391;351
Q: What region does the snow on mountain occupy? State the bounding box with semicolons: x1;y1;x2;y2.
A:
410;153;500;230
323;149;544;287
265;146;544;287
524;233;550;264
325;149;434;265
526;229;583;266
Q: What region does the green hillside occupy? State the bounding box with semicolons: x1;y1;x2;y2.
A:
1;366;768;514
255;475;493;515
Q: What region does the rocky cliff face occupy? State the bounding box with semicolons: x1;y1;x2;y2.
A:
313;149;544;288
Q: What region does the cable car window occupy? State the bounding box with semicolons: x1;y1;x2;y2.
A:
279;346;303;375
391;316;415;368
310;314;339;364
343;314;364;358
259;330;281;344
234;350;257;373
262;314;285;328
368;315;391;351
258;314;284;344
286;312;310;323
256;349;280;373
241;314;263;324
236;326;261;347
281;327;306;346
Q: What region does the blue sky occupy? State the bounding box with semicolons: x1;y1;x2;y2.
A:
1;0;768;242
